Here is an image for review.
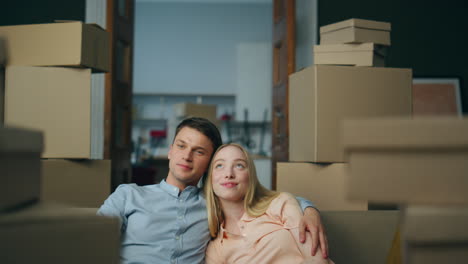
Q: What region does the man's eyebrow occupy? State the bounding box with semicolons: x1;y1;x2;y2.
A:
175;141;209;152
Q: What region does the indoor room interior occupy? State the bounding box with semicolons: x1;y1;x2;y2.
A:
1;0;467;263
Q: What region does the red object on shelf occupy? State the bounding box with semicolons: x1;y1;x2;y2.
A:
220;113;232;121
150;130;167;138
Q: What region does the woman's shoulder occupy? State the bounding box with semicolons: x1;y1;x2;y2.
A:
273;192;297;204
268;192;299;212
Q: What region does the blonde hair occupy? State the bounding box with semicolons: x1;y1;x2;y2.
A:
204;143;280;238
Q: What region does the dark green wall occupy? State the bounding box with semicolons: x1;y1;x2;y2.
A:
319;0;468;113
0;1;85;26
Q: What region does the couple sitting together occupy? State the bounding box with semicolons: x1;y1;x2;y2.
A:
98;117;334;264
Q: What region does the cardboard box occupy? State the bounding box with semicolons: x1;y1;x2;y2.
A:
277;162;368;211
4;66;102;159
173;102;219;127
342;117;468;205
0;21;109;72
401;205;468;264
320;18;391;46
0;202;120;263
313;43;386;67
0;126;43;211
0;38;5;123
41;159;111;208
289;65;412;163
173;103;217;121
322;210;400;264
166;103;219;157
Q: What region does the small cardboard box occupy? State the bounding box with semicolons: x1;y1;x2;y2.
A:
277;162;368;211
0;202;120;263
41;159;111;208
313;43;386;67
401;205;468;264
289;65;412;163
4;66;102;159
320;18;391;46
0;21;109;72
173;102;218;125
0;126;43;211
322;210;399;264
342;117;468;205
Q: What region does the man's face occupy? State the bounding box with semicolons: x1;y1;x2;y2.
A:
167;127;214;190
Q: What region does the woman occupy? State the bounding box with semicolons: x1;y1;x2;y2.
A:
204;143;333;264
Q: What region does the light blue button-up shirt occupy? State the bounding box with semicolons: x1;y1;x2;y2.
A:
97;180;314;264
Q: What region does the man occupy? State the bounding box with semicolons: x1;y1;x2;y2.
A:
98;117;328;263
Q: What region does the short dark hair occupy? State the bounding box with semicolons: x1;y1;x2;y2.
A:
174;117;223;185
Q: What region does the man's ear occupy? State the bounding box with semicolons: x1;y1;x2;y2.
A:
168;144;172;160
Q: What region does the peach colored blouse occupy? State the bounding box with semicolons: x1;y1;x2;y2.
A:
205;193;331;264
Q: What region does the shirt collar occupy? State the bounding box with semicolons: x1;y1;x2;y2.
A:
218;214;251;243
219;224;228;242
160;179;199;198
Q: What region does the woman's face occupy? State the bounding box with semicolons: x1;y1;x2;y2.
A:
211;146;250;203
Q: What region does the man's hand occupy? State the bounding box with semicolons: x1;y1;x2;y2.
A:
299;207;328;259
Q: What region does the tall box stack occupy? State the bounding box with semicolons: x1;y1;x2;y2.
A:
342;117;468;263
277;19;412;263
0;21;111;208
0;126;120;263
1;21;109;159
277;18;413;262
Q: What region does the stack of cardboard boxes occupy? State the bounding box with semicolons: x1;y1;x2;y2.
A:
342;117;468;263
0;126;120;263
315;18;390;67
278;18;412;210
0;22;120;262
276;18;413;263
0;21;112;208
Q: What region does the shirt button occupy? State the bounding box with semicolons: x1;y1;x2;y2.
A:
175;236;180;240
177;215;183;219
171;260;176;264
